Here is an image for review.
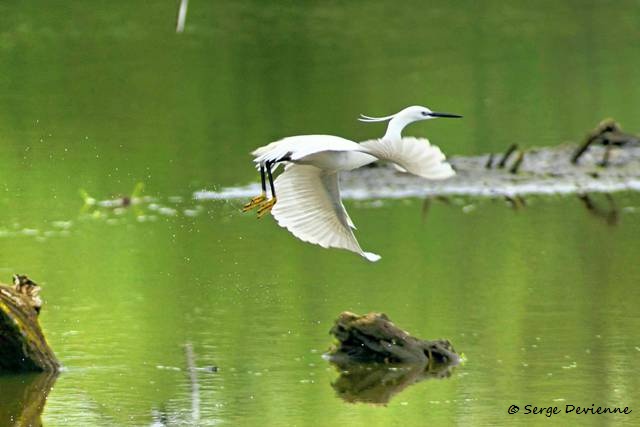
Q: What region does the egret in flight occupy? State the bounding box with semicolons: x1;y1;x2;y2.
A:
242;105;461;261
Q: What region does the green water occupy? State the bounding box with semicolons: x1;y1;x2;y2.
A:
1;1;640;426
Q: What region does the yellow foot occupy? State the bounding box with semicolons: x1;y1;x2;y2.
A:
242;193;266;212
257;197;277;218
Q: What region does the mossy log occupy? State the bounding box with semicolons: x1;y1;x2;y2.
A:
326;312;460;404
327;312;459;366
0;275;59;372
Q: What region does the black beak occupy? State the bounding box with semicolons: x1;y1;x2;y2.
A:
429;112;463;118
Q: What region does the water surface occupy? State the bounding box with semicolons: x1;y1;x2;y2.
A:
1;1;639;426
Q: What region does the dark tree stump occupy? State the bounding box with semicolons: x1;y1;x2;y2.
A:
327;312;459;366
0;275;59;372
325;312;460;404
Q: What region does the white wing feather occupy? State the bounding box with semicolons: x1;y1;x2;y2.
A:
252;135;365;164
271;164;380;262
360;137;455;180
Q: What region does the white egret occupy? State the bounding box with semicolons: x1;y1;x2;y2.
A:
242;105;461;261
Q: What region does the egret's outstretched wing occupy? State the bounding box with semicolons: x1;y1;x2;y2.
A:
360;137;455;180
252;135;364;164
271;164;380;262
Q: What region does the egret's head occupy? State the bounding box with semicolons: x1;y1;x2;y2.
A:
358;105;462;140
358;105;462;124
403;105;462;122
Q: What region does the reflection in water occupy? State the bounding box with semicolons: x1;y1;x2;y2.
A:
0;372;58;427
184;343;200;424
422;191;626;224
579;193;619;226
150;344;218;427
330;361;457;405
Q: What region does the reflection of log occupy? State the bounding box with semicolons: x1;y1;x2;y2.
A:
332;362;455;405
326;312;460;405
0;372;58;426
327;312;459;366
0;275;59;372
578;193;619;226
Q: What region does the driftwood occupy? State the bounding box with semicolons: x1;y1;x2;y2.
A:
325;312;459;404
327;312;459;365
0;275;59;372
572;119;640;165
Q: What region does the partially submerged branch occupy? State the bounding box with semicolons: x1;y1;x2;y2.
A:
497;143;518;168
572;119;639;165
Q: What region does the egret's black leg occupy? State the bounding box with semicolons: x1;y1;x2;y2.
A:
266;161;276;198
260;165;267;194
257;161;278;218
242;164;268;212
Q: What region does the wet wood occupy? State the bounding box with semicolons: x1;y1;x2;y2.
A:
0;275;59;372
485;153;494;169
497;143;518;168
509;150;525;174
327;312;459;366
326;312;460;404
572;119;640;165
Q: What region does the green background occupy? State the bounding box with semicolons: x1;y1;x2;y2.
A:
1;1;639;425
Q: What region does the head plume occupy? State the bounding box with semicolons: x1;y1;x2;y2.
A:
357;113;396;123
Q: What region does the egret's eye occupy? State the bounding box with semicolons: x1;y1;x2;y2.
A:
421;111;429;116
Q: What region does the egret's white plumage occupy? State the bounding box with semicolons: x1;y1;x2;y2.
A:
359;137;455;180
271;164;381;262
244;105;461;261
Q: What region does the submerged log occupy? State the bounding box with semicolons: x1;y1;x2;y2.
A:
325;312;460;404
326;312;459;366
0;275;59;372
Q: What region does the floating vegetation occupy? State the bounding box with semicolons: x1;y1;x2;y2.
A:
1;184;209;242
78;182;204;225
